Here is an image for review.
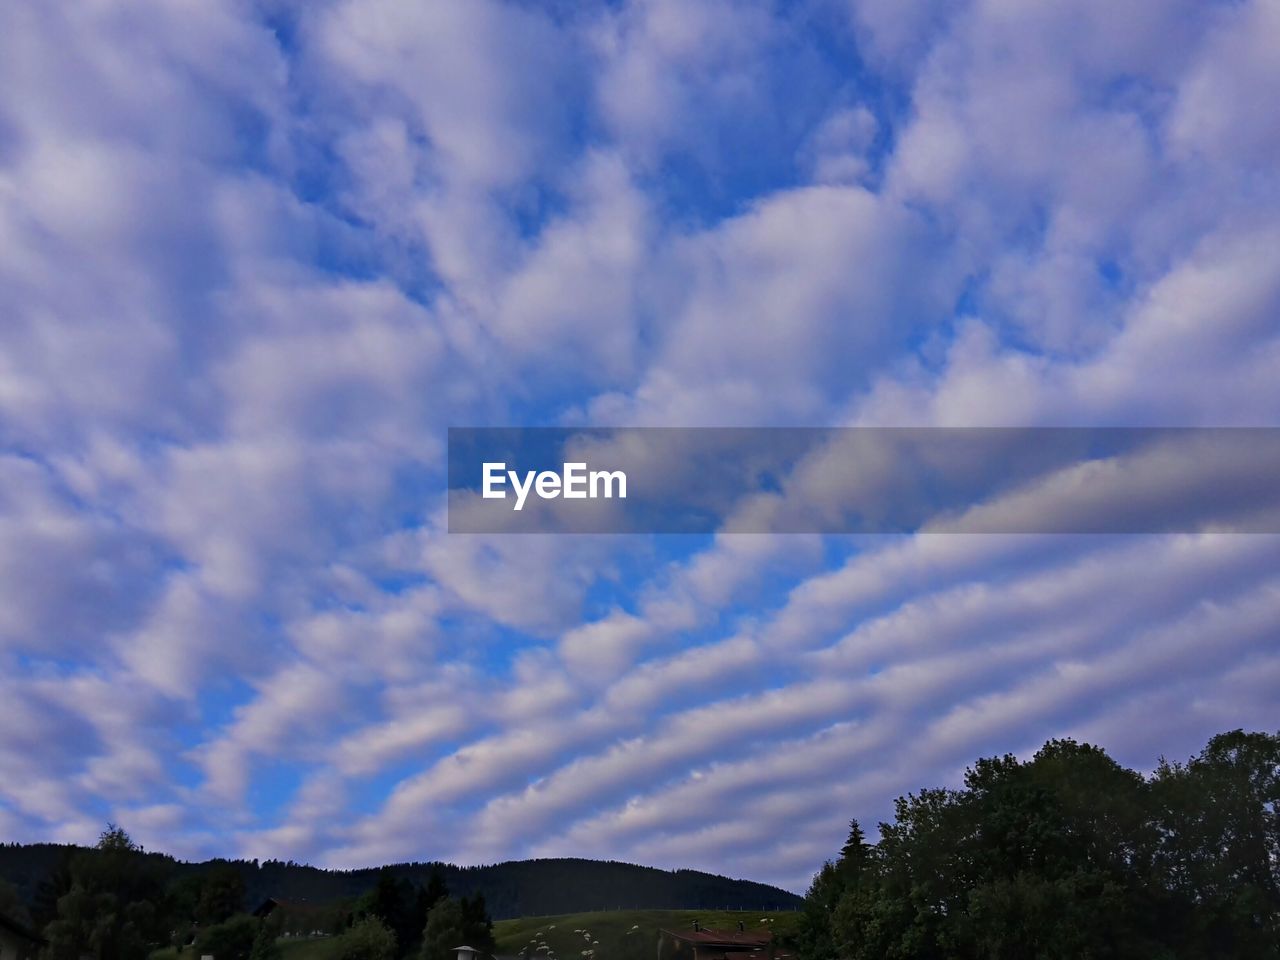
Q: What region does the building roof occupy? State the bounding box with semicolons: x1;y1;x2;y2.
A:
252;897;333;917
660;928;772;948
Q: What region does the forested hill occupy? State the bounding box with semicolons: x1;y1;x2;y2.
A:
0;846;800;919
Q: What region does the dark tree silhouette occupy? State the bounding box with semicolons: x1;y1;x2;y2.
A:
797;730;1280;960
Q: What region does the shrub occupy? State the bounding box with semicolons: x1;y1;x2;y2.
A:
194;914;261;960
334;916;398;960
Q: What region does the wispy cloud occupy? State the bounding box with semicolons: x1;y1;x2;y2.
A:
1;0;1278;894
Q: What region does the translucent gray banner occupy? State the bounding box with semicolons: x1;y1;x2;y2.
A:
447;428;1280;534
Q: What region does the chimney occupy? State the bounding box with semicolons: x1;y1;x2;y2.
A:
693;920;700;933
738;922;744;933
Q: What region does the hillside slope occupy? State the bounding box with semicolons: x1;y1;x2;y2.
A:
495;909;801;959
0;844;801;920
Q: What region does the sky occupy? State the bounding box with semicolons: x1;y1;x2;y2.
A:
1;0;1279;894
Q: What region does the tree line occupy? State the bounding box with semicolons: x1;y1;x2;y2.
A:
796;729;1280;959
0;833;799;959
0;824;494;960
0;847;799;921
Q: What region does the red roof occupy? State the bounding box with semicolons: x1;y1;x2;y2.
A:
253;897;334;917
660;928;772;948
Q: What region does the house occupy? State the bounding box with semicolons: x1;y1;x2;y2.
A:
0;910;42;960
251;897;341;938
657;922;776;960
251;896;284;919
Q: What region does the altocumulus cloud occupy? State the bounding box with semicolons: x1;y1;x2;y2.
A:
1;0;1279;892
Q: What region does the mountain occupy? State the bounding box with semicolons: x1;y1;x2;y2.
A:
0;843;801;919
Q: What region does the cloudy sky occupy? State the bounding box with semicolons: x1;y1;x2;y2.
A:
2;0;1279;893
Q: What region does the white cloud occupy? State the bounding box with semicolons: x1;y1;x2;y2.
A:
591;0;780;168
2;0;1279;894
800;105;878;186
594;184;957;425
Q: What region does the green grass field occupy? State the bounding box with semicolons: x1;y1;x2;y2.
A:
151;935;342;960
494;909;801;959
277;937;346;959
150;910;800;960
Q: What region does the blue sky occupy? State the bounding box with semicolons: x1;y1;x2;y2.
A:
2;0;1279;893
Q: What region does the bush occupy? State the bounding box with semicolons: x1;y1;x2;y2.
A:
194;914;261;960
249;920;282;960
419;898;465;960
334;916;398;960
